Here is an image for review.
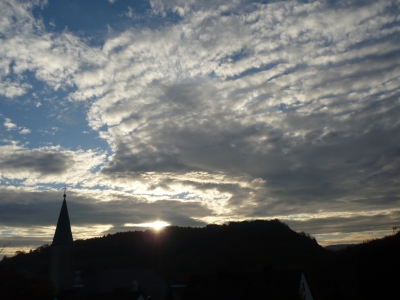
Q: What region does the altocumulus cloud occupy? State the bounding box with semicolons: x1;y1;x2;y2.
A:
0;143;107;186
1;0;400;254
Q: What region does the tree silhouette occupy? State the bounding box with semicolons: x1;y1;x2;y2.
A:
0;242;10;255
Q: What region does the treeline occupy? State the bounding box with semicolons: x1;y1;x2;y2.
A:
0;220;322;281
307;231;400;299
1;219;400;299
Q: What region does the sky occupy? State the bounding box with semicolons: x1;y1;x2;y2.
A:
1;0;400;257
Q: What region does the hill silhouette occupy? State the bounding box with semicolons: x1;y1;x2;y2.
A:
1;219;400;299
0;220;323;281
308;231;400;299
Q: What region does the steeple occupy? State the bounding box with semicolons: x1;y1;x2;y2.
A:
52;188;73;245
50;187;74;293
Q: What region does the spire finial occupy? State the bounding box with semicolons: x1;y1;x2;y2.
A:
62;186;67;200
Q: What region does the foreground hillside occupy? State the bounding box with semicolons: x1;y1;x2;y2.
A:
309;231;400;299
1;220;400;299
0;220;324;283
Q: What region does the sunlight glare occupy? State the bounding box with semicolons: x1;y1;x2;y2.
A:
150;221;170;230
124;221;170;231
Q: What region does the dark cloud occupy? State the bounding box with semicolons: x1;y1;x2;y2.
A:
284;210;400;236
103;141;197;174
0;188;210;257
102;84;400;214
246;134;400;216
0;152;72;175
0;189;212;228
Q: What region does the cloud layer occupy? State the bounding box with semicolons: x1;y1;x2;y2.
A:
1;0;400;254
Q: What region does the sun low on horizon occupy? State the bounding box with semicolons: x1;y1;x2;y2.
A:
124;221;171;231
1;0;400;257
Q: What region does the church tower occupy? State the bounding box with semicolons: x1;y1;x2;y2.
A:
50;189;74;294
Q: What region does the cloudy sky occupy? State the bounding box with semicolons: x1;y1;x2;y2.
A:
1;0;400;257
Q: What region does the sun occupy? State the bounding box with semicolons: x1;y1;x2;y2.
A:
149;221;170;230
124;221;170;231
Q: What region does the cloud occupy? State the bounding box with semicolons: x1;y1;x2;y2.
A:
18;128;31;134
0;81;31;98
1;0;400;248
3;118;31;134
0;186;397;252
148;0;248;16
0;0;105;96
0;184;211;256
0;187;211;234
3;118;17;130
285;210;400;236
0;142;107;185
0;152;71;175
69;0;400;225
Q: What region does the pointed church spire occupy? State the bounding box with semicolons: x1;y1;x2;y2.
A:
52;188;73;246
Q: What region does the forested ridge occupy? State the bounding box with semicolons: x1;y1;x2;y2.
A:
1;219;400;299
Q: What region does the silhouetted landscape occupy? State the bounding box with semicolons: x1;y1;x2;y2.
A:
3;0;400;298
1;219;400;299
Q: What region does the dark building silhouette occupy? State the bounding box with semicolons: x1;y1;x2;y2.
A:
183;269;314;300
50;191;74;293
85;269;169;300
